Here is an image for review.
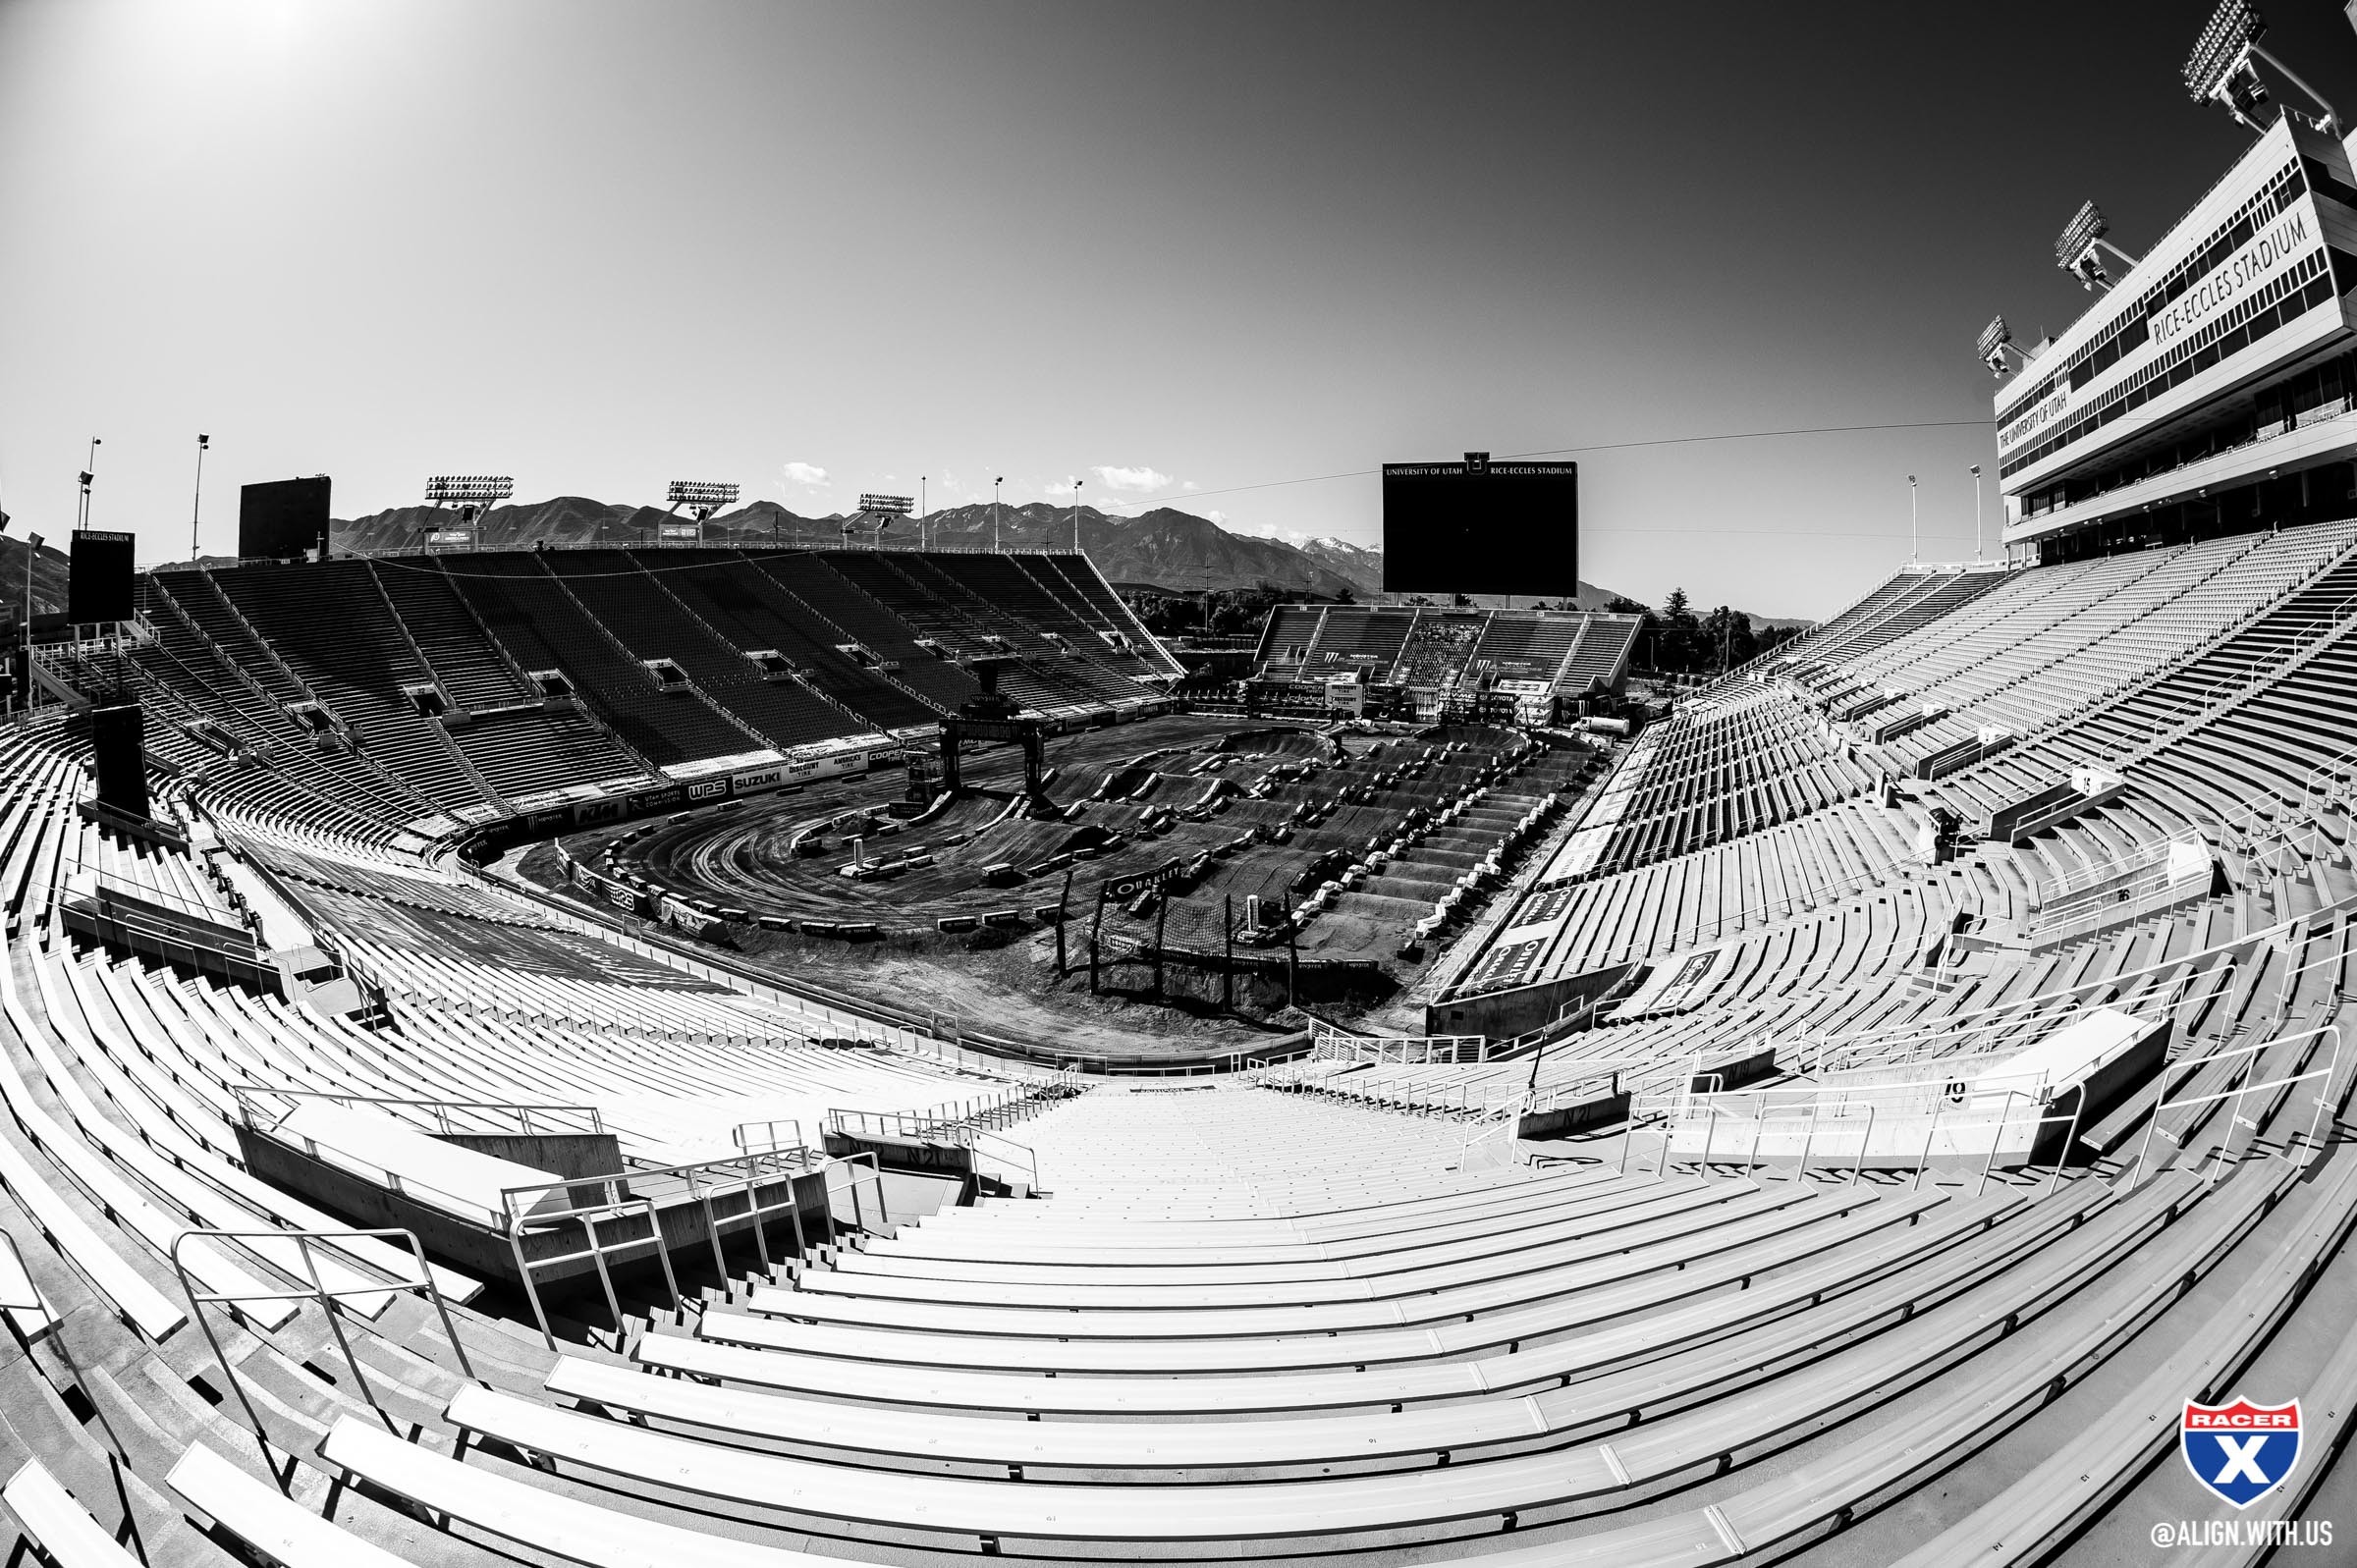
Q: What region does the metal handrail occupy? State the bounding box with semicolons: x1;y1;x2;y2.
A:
1922;532;2357;794
2030;830;2205;905
495;1140;831;1350
1809;899;2349;1076
1673;1080;2083;1198
1306;1020;1493;1064
1514;831;1928;993
2128;1023;2342;1191
171;1226;471;1483
231;1084;604;1139
0;1230;40;1320
1453;1091;1529;1167
962;1128;1041;1190
733;1117;803;1157
1790;935;2241;1075
825;1151;888;1237
823;1083;1054;1144
1800;988;2194;1078
2096;587;2357;771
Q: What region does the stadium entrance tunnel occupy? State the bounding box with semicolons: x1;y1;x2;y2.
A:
819;1130;1010;1207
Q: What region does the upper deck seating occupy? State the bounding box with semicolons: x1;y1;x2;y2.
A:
133;576;430;828
1028;553;1182;676
543;552;864;750
651;553;940;730
210;562;494;812
1938;536;2357;842
1848;522;2356;775
368;556;537;709
1775;567;2006;681
929;554;1109;655
748;552;984;711
366;560;654;796
442;554;758;766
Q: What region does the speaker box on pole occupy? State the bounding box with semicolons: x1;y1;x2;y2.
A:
89;703;149;822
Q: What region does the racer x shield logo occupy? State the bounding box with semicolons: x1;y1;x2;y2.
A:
2181;1397;2300;1509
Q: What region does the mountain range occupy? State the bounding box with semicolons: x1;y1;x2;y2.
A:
40;496;1806;628
322;496;1722;614
324;497;1393;598
0;534;72;628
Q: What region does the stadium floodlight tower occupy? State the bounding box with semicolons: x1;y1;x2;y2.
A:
423;474;514;547
2054;201;2141;293
1976;315;2024;380
2181;0;2337;135
664;480;739;545
848;492;913;549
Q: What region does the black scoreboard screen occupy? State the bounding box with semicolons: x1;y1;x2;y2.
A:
239;475;333;561
67;529;137;622
1381;455;1576;598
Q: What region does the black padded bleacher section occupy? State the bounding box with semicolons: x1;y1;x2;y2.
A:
1393;611;1487;686
164;570;311;708
939;554;1105;649
1256;605;1327;673
823;554;1113;711
1311;607;1417;672
933;552;1175;681
750;553;983;712
1248;606;1627;698
889;554;1069;657
541;552;864;750
116;547;1163;840
1463;612;1570;679
652;554;940;731
134;574;428;827
440;555;756;767
188;558;654;806
209;563;493;813
1559;614;1641;691
451;707;646;801
1028;553;1178;675
369;559;536;711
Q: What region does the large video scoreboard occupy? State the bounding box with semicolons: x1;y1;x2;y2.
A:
239;476;333;561
1382;454;1577;597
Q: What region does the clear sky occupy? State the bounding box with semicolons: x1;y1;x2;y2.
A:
6;0;2356;618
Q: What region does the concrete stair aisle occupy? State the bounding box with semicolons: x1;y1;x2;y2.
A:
962;1082;1537;1218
